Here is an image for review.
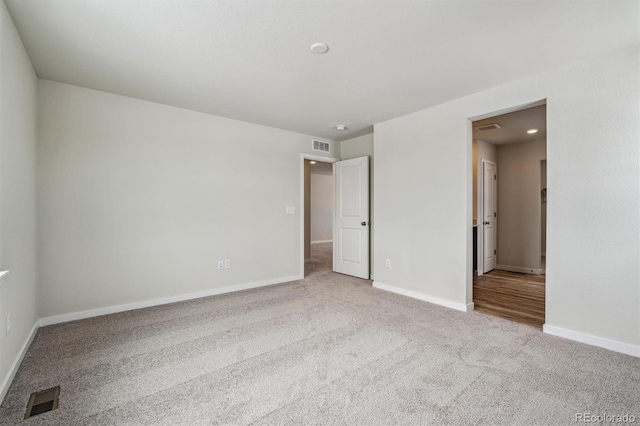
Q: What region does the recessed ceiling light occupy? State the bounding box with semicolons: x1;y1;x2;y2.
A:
335;124;347;130
527;129;539;134
310;161;317;164
310;43;329;54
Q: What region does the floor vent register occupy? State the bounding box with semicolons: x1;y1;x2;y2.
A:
24;386;60;419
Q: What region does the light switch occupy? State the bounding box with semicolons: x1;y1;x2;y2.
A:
286;206;296;215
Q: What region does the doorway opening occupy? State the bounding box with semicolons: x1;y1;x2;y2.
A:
471;102;547;328
304;158;335;277
299;153;340;279
299;153;371;280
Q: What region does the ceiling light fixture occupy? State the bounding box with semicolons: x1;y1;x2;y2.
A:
310;161;317;164
310;43;329;54
335;124;347;130
527;129;539;134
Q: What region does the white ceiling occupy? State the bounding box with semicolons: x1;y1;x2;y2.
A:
5;0;639;141
473;104;546;145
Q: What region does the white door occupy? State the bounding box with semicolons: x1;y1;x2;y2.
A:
483;160;497;273
333;156;369;279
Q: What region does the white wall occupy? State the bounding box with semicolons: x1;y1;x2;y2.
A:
310;173;333;243
37;80;334;319
340;133;375;277
0;1;38;402
341;133;373;160
374;45;640;353
496;138;546;272
474;139;497;272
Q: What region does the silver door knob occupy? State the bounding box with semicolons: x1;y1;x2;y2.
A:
484;221;490;225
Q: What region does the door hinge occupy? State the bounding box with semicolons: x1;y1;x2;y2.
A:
494;174;496;180
494;249;497;255
494;212;496;217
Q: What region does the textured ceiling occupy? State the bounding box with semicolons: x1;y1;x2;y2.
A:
5;0;639;140
474;104;546;145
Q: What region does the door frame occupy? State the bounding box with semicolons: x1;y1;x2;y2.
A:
467;98;547;311
299;153;339;278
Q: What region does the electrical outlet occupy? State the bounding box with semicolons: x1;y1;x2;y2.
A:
217;260;224;270
385;259;391;268
6;314;11;336
224;259;231;269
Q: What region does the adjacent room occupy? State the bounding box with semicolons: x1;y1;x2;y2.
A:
472;104;547;328
304;159;334;277
1;0;638;424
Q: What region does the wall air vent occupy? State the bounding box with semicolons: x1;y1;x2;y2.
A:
474;123;501;131
312;139;331;153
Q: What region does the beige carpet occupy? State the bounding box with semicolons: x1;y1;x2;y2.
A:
1;243;639;425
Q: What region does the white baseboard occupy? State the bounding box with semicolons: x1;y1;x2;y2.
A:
310;240;332;244
496;265;542;275
372;281;473;312
1;321;39;405
543;324;640;358
39;275;302;326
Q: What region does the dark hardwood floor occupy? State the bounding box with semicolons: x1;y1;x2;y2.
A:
473;269;545;328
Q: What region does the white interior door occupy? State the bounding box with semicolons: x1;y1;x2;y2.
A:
333;156;369;279
483;160;497;273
